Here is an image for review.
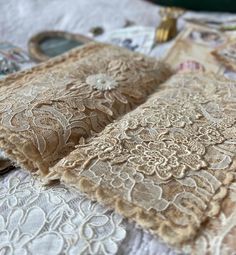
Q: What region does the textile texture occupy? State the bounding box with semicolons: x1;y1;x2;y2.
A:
1;0;236;252
48;72;236;246
0;42;170;175
0;169;126;255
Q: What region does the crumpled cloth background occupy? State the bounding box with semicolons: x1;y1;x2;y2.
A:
1;0;161;50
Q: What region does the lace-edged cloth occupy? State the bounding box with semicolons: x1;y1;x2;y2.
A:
0;168;127;255
48;73;236;246
182;181;236;254
0;42;171;175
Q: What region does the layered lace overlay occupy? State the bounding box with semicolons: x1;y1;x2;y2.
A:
49;73;236;246
0;42;171;175
182;180;236;255
0;169;126;255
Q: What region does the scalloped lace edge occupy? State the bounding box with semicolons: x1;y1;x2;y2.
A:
45;166;234;246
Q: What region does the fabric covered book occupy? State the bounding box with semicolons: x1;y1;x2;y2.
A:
0;42;235;248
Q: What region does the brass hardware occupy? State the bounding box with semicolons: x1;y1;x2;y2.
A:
156;7;185;43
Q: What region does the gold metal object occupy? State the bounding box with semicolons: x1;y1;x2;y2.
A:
155;7;185;43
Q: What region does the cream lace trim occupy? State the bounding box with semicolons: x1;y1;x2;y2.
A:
0;169;126;255
0;42;171;174
183;180;236;255
48;72;236;246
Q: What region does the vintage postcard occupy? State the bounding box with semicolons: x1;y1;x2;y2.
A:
165;23;228;74
102;26;156;55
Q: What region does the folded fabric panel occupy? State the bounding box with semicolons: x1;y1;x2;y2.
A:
0;42;171;175
48;73;236;246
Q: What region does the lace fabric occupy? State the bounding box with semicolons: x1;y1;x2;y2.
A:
0;42;171;175
182;180;236;255
0;169;127;255
212;41;236;72
49;72;236;246
2;2;236;253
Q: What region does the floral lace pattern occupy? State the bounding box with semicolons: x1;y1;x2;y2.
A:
0;42;170;175
129;138;206;180
183;180;236;255
86;73;118;91
50;73;236;246
0;169;126;255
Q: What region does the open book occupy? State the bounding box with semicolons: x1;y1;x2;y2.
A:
0;42;235;247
